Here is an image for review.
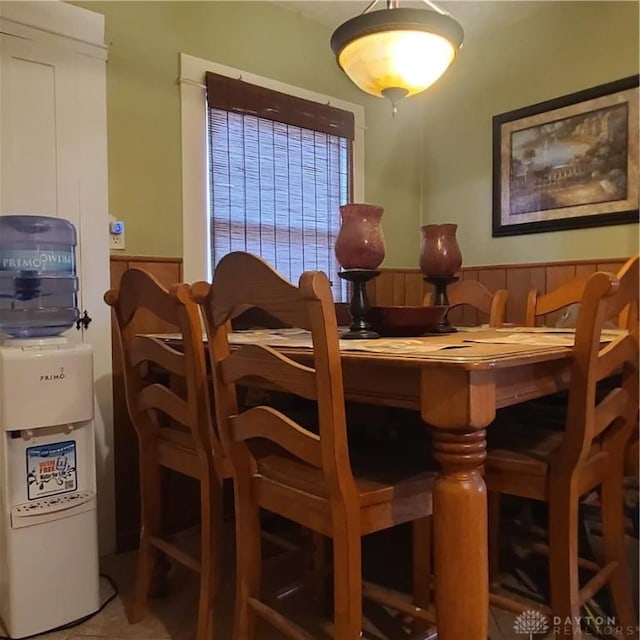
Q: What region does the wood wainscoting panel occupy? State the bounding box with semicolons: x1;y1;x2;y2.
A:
369;257;629;325
505;266;546;326
367;269;425;310
109;255;186;551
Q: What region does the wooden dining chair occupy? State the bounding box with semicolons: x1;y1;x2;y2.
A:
484;260;639;639
525;256;639;329
105;268;231;640
525;256;640;481
423;278;508;327
190;251;437;640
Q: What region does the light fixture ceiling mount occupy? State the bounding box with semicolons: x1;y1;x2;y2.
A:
331;0;464;114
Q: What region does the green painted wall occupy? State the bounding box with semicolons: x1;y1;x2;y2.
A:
419;1;639;268
74;0;423;266
74;1;639;269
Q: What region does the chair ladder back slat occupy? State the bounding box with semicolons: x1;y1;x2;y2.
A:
230;406;322;468
592;388;629;439
130;335;187;376
448;279;493;315
529;277;587;325
221;344;318;400
595;334;637;381
137;383;191;429
426;279;508;327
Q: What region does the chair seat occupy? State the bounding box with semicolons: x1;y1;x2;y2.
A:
486;425;564;478
158;426;233;479
485;423;604;500
257;452;435;508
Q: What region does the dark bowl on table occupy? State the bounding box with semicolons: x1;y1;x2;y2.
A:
366;305;448;337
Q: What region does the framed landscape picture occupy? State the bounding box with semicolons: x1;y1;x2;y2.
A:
492;76;639;237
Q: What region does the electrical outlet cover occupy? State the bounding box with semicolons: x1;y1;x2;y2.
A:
110;231;125;250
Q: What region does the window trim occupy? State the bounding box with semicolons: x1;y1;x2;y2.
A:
179;52;365;283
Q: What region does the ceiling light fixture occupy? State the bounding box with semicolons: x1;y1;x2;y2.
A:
331;0;464;115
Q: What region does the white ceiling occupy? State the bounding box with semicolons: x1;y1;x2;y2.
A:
272;1;546;34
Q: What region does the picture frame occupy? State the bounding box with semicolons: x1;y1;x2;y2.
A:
492;75;639;237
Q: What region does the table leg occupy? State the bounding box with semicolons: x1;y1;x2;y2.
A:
431;428;488;640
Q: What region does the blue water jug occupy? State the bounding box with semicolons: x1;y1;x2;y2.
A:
0;215;79;338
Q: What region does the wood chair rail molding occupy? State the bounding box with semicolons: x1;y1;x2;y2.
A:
368;257;630;326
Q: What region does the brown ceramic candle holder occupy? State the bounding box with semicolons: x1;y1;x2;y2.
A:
419;223;463;333
338;269;380;339
335;203;386;340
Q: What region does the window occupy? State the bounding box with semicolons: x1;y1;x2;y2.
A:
180;54;364;288
205;73;354;299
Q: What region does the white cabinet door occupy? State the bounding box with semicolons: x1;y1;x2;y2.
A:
1;34;83;343
0;4;114;554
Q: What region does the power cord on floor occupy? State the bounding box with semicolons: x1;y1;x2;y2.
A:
0;573;118;640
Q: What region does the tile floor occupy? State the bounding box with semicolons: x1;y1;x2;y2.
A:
1;522;636;640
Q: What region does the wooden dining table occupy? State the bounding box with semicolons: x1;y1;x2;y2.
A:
158;327;577;640
335;330;576;640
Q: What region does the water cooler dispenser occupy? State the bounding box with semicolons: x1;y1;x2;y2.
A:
0;216;100;638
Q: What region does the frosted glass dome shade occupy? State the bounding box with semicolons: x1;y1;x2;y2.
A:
331;8;463;100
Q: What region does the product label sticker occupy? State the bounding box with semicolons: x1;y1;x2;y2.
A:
0;248;75;273
26;441;77;500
